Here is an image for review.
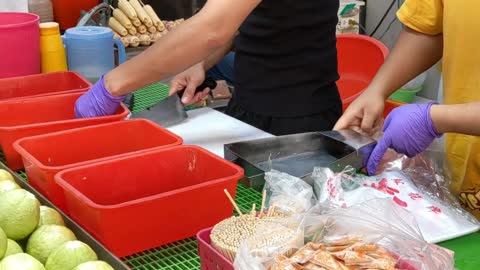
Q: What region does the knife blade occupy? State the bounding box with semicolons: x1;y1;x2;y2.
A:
130;78;217;127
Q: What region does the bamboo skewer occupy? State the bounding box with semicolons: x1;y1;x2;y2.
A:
259;190;267;218
224;189;243;216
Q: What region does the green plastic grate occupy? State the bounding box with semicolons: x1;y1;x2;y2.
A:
121;184;262;270
131;83;201;113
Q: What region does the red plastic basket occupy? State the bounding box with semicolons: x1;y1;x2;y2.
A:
0;71;91;101
197;228;234;270
14;119;183;211
197;227;420;270
0;92;129;170
336;34;389;111
55;146;244;257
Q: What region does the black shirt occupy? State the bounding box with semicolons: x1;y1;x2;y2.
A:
233;0;341;117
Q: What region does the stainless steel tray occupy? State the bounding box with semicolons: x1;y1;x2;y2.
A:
0;163;130;270
224;130;376;191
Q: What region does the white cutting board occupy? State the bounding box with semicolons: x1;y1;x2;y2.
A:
167;107;273;157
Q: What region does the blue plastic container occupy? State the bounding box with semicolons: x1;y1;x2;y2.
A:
63;26;126;82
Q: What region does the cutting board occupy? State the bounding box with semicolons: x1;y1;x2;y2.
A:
167;107;273;157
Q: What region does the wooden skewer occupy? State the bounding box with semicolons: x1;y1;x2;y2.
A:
259;189;266;218
268;205;276;217
224;189;243;216
251;203;256;216
109;5;115;10
139;0;145;6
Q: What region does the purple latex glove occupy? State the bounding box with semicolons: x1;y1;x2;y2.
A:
367;102;443;175
74;75;125;118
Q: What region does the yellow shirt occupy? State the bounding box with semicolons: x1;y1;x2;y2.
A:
398;0;480;219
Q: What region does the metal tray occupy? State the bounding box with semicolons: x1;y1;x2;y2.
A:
224;130;376;191
0;162;130;270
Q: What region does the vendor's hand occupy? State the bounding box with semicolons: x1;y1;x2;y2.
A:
169;63;210;105
74;75;126;118
334;89;385;135
367;102;443;175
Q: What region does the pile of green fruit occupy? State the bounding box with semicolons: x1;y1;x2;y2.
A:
0;169;114;270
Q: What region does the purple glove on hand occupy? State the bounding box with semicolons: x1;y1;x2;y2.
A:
74;75;125;118
367;102;442;175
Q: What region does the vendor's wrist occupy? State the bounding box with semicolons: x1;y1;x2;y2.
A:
103;73;124;98
364;85;388;100
428;103;444;137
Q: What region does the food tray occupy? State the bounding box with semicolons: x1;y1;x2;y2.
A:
0;162;129;270
14;119;183;210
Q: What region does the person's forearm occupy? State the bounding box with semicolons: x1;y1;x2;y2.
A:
104;0;260;96
202;35;235;70
367;27;443;99
431;102;480;136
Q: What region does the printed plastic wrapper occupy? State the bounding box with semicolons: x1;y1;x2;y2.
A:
313;150;480;243
263;170;316;215
233;215;305;270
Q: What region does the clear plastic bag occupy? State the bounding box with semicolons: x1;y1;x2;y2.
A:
233;214;305;270
263;170;316;216
239;199;455;270
301;199;455;270
312;150;480;243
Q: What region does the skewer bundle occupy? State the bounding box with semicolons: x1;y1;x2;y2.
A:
210;190;299;262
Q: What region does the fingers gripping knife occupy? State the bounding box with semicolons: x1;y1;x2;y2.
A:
128;78;217;127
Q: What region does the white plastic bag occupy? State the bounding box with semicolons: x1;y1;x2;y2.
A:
313;151;480;243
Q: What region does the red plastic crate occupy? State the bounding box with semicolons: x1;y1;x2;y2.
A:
0;71;91;101
197;228;234;270
14;119;183;211
0;92;129;170
55;146;244;257
197;227;420;270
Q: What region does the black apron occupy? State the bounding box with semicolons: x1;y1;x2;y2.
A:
228;0;342;135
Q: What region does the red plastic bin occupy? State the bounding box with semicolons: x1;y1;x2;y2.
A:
55;146;244;257
336;34;389;111
14;119;183;210
0;71;91;101
198;228;233;270
0;92;129;170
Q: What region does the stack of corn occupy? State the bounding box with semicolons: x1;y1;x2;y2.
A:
109;0;185;48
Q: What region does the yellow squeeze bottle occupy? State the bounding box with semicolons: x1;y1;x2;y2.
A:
39;22;67;73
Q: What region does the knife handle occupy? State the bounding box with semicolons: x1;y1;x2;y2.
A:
177;77;217;98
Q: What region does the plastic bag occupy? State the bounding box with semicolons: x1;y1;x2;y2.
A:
312;150;480;243
233;214;305;270
299;199;455;270
263;170;316;215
